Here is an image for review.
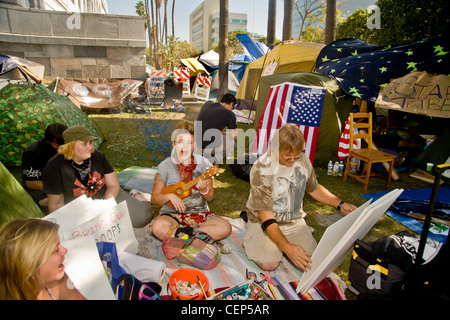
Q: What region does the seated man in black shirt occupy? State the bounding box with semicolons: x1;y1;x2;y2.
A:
196;93;238;164
22;123;68;210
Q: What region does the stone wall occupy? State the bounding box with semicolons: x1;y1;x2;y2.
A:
0;6;147;79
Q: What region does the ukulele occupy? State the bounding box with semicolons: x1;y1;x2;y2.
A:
162;166;220;207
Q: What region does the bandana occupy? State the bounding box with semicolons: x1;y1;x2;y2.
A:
70;158;92;186
176;155;197;182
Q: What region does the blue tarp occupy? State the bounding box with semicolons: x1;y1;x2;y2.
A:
236;33;269;61
363;187;450;243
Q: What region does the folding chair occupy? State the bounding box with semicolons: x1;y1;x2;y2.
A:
343;112;397;193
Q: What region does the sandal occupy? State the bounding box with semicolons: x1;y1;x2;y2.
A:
130;189;151;202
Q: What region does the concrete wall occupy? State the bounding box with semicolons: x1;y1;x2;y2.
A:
0;6;147;79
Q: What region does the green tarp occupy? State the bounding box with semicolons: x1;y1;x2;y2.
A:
0;83;103;166
255;72;354;167
0;161;42;226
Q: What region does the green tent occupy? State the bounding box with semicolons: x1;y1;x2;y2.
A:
255;72;354;167
0;161;43;226
0;83;104;167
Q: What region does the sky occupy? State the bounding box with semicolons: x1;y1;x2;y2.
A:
107;0;289;42
106;0;376;42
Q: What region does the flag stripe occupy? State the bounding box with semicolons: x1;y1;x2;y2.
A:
254;82;325;164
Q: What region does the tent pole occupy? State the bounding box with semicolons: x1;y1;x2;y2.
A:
415;164;450;267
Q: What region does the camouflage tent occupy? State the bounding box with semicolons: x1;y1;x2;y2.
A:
0;161;43;226
0;83;103;166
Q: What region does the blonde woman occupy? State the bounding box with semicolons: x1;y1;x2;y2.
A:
0;218;85;300
43;126;153;228
150;120;231;242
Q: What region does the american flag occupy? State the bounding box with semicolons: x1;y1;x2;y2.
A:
253;82;326;164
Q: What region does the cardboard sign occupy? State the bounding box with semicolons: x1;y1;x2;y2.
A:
262;61;278;76
375;71;450;118
146;75;166;102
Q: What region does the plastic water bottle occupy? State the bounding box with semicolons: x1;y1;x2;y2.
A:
333;161;339;176
327;161;333;175
338;161;344;176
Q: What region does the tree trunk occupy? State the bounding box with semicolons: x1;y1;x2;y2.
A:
163;0;168;44
171;0;175;37
267;0;276;47
325;0;336;44
145;0;153;64
218;0;229;101
150;0;159;68
282;0;293;41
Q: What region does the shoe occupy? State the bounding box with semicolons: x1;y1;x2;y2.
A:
217;241;232;254
130;189;151;202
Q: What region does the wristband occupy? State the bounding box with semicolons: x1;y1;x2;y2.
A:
337;200;344;211
200;186;209;195
261;219;277;231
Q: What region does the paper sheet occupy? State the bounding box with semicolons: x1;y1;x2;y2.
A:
119;252;166;284
297;189;403;294
62;236;116;300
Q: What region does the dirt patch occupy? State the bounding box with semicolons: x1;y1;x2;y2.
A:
314;211;346;227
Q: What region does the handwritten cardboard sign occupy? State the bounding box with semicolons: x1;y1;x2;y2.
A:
375;71;450;118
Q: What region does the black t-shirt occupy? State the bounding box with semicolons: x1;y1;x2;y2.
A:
196;101;237;149
22;138;57;184
43;150;114;205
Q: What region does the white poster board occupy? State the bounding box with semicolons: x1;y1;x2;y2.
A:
63;236;116;300
297;189;404;294
44;197;138;254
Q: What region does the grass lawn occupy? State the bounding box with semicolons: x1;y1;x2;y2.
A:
7;102;444;299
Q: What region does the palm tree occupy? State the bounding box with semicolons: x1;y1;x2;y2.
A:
282;0;293;41
162;0;168;44
171;0;176;37
218;0;229;101
267;0;276;47
325;0;336;44
155;0;161;43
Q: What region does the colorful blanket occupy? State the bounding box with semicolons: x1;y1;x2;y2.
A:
135;218;347;300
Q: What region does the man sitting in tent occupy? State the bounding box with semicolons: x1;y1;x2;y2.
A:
22;123;68;210
196;93;238;165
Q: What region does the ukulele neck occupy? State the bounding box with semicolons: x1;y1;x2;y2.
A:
183;173;208;191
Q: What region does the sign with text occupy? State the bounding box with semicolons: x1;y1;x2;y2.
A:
44;197;138;254
146;75;166;102
62;200;138;254
375;71;450;118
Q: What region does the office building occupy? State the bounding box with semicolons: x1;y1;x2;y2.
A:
190;0;247;52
